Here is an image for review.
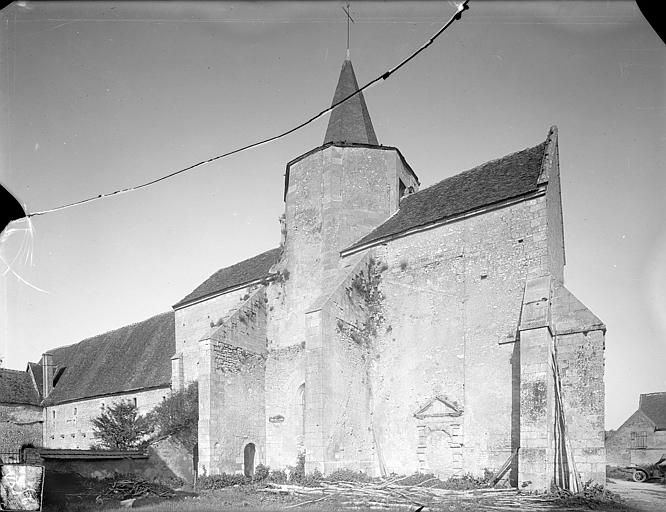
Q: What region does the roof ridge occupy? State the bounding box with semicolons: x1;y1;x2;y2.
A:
174;246;281;308
403;140;548;204
48;311;173;355
0;367;29;374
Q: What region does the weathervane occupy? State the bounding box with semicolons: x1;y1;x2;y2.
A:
341;2;354;59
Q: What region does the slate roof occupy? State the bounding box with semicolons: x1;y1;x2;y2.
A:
345;139;549;252
0;368;40;405
174;247;281;308
44;312;174;405
640;392;666;430
323;58;378;145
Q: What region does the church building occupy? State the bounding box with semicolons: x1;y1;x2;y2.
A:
3;55;606;491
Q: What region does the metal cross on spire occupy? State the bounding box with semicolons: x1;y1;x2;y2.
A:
341;2;354;59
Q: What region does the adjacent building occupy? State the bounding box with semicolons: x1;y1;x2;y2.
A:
606;392;666;466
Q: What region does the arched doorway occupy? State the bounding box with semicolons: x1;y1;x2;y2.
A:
243;443;256;477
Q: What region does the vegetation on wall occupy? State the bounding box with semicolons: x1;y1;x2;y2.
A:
339;257;389;346
91;400;152;450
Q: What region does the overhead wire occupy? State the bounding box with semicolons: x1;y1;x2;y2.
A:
25;1;470;219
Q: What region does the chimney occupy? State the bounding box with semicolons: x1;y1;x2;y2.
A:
41;352;54;398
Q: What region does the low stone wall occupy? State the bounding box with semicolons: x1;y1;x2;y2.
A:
39;437;194;485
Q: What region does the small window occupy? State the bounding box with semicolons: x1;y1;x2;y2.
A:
73;407;77;416
52;410;56;420
133;397;137;407
631;431;648;449
101;403;105;410
637;431;647;449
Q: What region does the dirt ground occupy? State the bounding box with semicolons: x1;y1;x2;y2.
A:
98;486;635;512
606;478;666;512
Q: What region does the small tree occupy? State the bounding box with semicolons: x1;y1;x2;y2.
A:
91;400;152;450
149;382;198;450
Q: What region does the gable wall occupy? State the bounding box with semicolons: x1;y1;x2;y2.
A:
544;137;565;284
175;284;258;384
606;410;662;466
368;195;548;477
43;387;168;449
198;289;267;475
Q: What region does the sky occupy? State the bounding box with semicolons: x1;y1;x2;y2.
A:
0;1;664;430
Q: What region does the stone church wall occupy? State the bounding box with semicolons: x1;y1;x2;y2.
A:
198;289;266;475
265;144;417;473
43;387;168;449
369;196;546;477
175;284;257;384
555;330;606;483
264;343;305;470
304;254;375;475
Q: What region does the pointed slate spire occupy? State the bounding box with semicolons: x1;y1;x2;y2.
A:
323;57;378;145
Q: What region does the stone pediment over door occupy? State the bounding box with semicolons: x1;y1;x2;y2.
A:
413;395;463;420
414;395;463;478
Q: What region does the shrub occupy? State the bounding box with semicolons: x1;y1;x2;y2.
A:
91;400;152;450
197;473;249;490
254;464;270;482
268;469;287;484
148;382;198;450
301;468;323;487
288;453;306;484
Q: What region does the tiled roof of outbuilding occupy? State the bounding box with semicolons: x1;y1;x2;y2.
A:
0;368;40;405
44;312;174;405
640;392;666;431
174;247;281;308
345;138;549;252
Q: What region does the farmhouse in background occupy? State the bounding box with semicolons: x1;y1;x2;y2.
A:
606;392;666;466
2;56;607;490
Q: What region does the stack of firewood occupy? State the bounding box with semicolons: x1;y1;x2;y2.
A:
96;475;176;502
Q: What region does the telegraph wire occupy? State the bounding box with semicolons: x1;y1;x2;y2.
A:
25;1;470;219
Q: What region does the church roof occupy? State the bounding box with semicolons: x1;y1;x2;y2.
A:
639;392;666;431
173;247;281;308
0;368;40;405
323;58;378;145
44;312;174;405
345;136;550;252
